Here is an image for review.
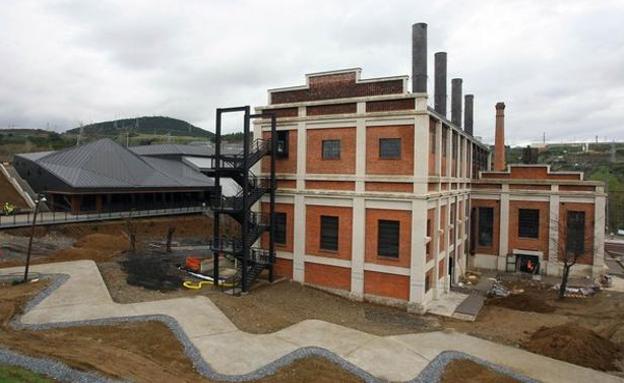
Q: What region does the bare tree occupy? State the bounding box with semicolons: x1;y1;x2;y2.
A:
124;218;137;253
166;226;176;253
551;210;602;299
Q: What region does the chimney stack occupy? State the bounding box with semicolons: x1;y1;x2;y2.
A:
451;78;462;127
494;102;506;171
464;94;474;135
411;23;427;93
434;52;447;116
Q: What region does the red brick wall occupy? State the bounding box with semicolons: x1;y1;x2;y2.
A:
426;208;435;261
365;98;415;113
274;258;293;279
305;205;352;260
481;166;582;180
365;125;414;175
261;107;298;118
364;182;413;193
270;71;404;104
277;180;296;189
305;181;355;191
262;130;297;174
471;199;500;255
307;103;356;116
365;209;412;268
364;271;409;300
509;184;551;190
428;119;437;176
558;202;595;265
438;258;445;279
261;202;294;252
306;128;356;174
559;185;595;192
305;262;351;291
508;201;549;256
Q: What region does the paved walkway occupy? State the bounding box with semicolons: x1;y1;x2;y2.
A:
1;260;622;383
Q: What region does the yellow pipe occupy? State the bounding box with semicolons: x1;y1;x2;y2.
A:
182;279;235;289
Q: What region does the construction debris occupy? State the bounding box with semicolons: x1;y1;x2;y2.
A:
487;278;510;297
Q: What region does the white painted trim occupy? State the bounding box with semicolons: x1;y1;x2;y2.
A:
304;255;352;268
365;199;412;211
511;249;543;257
365;118;415;127
509;195;550;202
560;196;596;204
305;196;354;207
364;263;410;276
276;251;294;260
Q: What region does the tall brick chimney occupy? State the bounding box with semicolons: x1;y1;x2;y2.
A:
494;102;506;171
411;23;427;93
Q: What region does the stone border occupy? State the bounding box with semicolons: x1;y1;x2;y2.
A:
3;274;538;383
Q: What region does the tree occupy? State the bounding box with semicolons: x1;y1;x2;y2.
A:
552;210;602;299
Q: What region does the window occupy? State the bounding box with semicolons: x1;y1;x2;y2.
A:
276;131;289;158
442;128;448;157
478;207;494;246
566;211;586;255
425;271;432;292
322;139;340;159
378;220;400;257
320;215;339;251
379;138;401;159
518;209;539;238
426;218;432;258
274;212;287;245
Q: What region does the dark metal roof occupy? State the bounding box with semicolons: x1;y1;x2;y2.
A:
15;138;214;189
130;143;214;157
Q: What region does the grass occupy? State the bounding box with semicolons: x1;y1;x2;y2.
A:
0;364;53;383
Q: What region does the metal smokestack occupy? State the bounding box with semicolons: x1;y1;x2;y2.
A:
434;52;447;116
451;78;462;127
411;23;427;93
464;94;474;135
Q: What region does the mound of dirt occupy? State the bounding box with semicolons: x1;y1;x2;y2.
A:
441;359;520;383
488;294;556;313
523;325;621;371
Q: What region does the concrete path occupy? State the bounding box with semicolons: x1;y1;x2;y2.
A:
1;260;622;383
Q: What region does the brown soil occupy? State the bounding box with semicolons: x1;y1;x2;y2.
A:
488;294;556;313
0;280;363;383
99;260;440;336
0;170;28;209
523;325;621;371
0;233;128;267
440;359;520;383
5;214;236;240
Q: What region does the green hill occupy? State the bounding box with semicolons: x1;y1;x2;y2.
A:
66;116;213;139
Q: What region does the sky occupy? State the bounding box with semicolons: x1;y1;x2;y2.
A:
1;0;623;145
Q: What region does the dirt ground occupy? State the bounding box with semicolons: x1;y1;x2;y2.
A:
0;171;29;209
443;278;624;375
99;258;441;336
0;280;364;383
440;359;520;383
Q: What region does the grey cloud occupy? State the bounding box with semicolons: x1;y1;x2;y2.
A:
0;0;622;141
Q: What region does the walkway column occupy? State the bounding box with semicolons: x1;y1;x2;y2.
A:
593;192;606;276
498;185;510;271
548;185;560;276
293;194;305;282
351;197;365;300
409;198;428;313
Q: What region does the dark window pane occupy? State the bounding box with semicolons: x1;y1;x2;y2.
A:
276;131;289;158
320;215;339;251
275;212;287;244
518;209;539;238
378;220;400;257
566;211;586;255
379;138;401;159
478;207;494;246
322;140;341;159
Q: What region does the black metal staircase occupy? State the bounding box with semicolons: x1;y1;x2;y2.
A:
209;106;277;293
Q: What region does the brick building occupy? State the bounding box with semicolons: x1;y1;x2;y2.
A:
253;23;605;312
